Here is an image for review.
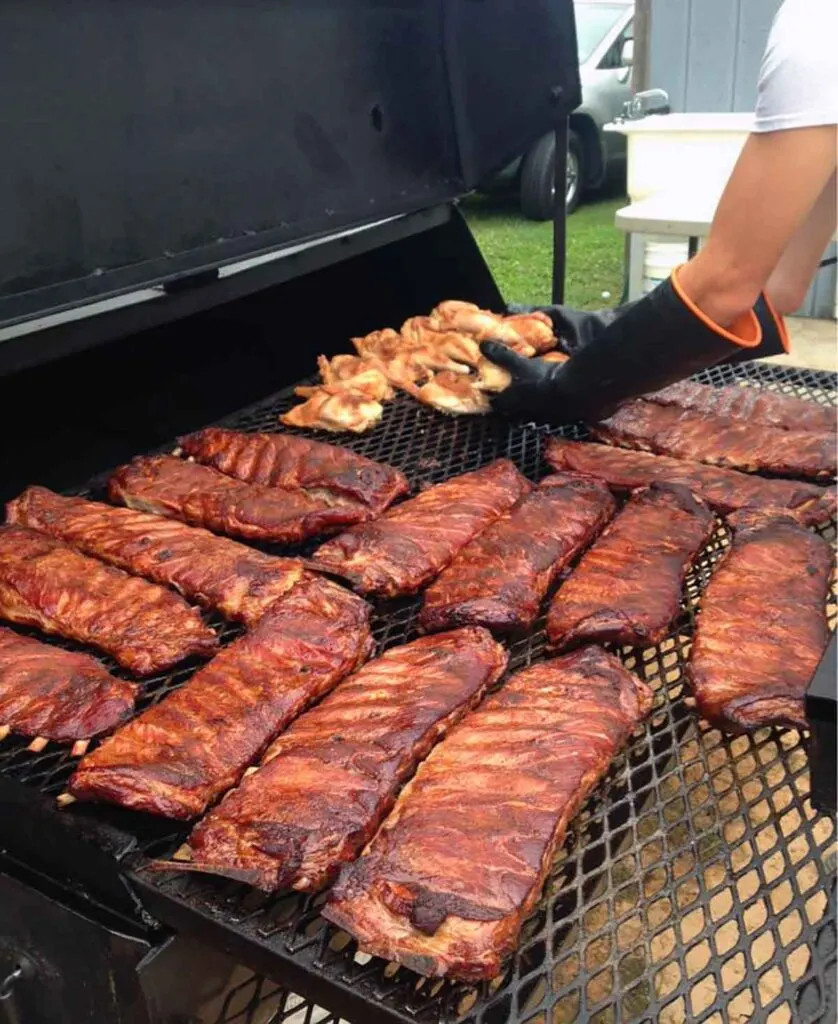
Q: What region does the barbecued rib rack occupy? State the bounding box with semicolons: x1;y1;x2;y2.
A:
1;359;835;1024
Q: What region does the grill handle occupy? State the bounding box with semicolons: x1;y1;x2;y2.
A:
0;958;34;1024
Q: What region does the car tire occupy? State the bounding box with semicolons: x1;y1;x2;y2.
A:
520;130;584;221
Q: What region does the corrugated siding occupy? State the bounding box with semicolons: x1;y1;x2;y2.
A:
648;0;834;318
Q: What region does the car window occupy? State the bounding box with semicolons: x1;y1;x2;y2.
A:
575;4;630;64
598;18;634;71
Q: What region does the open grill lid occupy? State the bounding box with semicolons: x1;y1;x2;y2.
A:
0;0;580;333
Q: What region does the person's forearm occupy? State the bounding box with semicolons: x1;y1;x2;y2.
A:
677;126;837;327
766;172;837;314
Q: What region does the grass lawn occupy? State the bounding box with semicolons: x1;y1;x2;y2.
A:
462;190;626;310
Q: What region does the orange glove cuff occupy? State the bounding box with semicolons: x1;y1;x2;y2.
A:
671;265;762;349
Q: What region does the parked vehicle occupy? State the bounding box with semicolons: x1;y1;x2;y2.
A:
481;0;635;217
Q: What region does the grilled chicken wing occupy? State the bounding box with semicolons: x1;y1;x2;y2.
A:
280;387;384;434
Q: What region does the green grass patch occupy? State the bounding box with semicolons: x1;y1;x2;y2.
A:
462;192;626;310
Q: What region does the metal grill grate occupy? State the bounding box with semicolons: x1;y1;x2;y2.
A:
1;360;836;1024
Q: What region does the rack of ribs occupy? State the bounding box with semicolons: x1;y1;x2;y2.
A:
688;508;833;731
644;380;836;434
311;460;530;597
68;576;372;819
545;438;836;527
419;474;616;634
173;628;507;891
8;486;307;626
0;627;137;743
592;400;836;480
108;455;385;545
546;483;715;650
179;428;409;515
0;525;217;676
324;646;652;981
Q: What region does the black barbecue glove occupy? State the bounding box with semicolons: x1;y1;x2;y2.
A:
507;289;787;364
485;270;789;426
507;301;629;355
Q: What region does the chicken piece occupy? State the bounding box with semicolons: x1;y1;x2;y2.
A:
434;332;482;368
415;372;491;415
503;311;557;353
280;387;383;434
474;358;511;392
541;350;570;364
429;300;556;356
377;350;430;392
351;328;404;362
398;316;435;347
314;355;394;401
398;318;473;374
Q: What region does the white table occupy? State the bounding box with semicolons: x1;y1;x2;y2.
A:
614;189;721;301
615;189;838;303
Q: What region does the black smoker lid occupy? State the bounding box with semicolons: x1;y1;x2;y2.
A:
0;0;580;331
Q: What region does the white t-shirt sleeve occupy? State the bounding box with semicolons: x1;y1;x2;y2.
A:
753;0;838;132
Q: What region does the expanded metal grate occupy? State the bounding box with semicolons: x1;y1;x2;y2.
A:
0;360;836;1024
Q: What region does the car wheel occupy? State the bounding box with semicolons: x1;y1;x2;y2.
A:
520;130;584;221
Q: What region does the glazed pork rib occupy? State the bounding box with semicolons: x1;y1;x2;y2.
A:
179;428;409;514
0;627;137;742
324;646;652;981
645;380;836;434
546;483;715;650
0;525;217;676
7;487;307;626
311;460;530;597
109;455;381;545
545;438;836;527
419;474;616;634
68;575;372;819
177;629;508;891
688;508;833;731
592;400;837;480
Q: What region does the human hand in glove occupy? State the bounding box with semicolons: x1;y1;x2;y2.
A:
479;342;574;424
507;301;625;355
482;269;789;426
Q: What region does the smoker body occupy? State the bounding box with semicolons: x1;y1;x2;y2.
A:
1;4;835;1024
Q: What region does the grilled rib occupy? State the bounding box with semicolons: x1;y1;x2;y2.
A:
419;474;616;634
179;428;409;514
688;508;833;731
7;486;306;626
109;455;379;545
69;576;372;819
0;627;137;742
645;380;836;434
546;483;715;650
0;525;217;676
592;400;836;480
180;628;508;891
311;460;530;597
545;438;836;527
324;646;652;981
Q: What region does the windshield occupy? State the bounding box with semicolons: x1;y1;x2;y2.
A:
574;3;627;63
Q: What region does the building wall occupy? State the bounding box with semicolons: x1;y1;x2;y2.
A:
648;0;836;318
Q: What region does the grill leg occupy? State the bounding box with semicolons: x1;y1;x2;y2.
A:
551;116;569;305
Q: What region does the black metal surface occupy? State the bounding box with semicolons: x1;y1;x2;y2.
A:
0;205;455;379
0;207;502;498
0;360;835;1024
806;635;837;817
0;871;154;1024
0;0;579;332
